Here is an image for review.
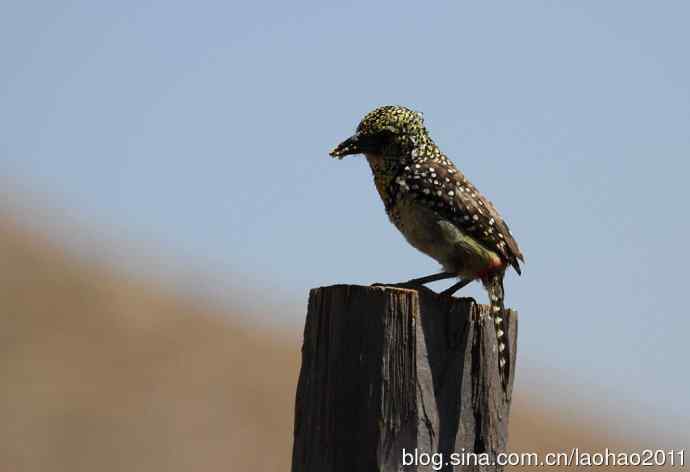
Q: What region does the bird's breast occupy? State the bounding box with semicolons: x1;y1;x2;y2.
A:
365;154;400;211
391;196;503;279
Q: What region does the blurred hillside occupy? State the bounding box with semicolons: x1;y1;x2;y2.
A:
0;212;681;471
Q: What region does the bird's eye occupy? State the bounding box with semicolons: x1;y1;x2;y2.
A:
377;128;397;142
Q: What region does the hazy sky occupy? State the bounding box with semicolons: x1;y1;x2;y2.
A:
2;1;689;440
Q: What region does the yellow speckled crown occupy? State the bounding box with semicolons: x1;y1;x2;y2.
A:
356;105;427;137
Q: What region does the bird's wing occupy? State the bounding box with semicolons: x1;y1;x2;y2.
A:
400;157;524;274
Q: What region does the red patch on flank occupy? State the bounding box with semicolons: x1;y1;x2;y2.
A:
476;257;507;280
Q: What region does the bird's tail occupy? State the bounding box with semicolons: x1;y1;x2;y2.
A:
482;270;510;400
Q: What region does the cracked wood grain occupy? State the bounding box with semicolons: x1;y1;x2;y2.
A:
291;284;517;472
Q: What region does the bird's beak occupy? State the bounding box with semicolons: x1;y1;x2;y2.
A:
329;133;364;159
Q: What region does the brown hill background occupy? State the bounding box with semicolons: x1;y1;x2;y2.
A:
0;213;682;471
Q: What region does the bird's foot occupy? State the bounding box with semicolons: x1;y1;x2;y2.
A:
371;282;442;299
372;273;472;298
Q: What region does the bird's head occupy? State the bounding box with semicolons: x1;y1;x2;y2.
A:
329;105;430;160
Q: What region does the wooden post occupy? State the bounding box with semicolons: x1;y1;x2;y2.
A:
291;284;518;472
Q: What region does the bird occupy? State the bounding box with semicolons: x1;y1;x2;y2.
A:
329;105;524;398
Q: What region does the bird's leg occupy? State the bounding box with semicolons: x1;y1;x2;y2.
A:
405;271;456;286
371;272;455;291
440;278;472;296
376;272;472;296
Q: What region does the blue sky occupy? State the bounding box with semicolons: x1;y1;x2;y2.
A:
2;1;689;441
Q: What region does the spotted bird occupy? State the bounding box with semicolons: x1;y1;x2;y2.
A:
329;105;524;398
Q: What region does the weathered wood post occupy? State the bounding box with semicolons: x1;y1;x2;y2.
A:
291;284;518;472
